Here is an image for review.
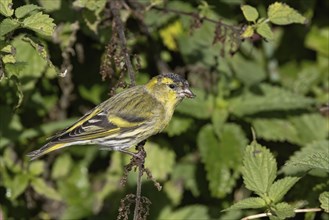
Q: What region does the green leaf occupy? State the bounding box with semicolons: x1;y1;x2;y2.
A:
282;140;329;175
229;54;266;86
74;0;106;33
144;142;175;181
22;12;56;37
225;197;266;211
166;115;193;137
164;180;183;205
38;0;61;12
256;22;273;40
0;44;15;53
268;2;307;25
78;84;105;105
28;160;45;176
211;108;229;138
22;36;55;68
15;4;41;19
272;202;295;219
252;113;328;146
9;173;29;200
242;142;277;196
0;0;14;17
198;123;247;197
305;27;329;56
0;18;20;37
31;177;62;201
290;113;329;145
159;205;210;220
319;191;329;212
229;84;315;116
288;153;329;173
241;25;255;38
176;89;213;119
10;35;48;90
57;162;93;218
241;5;259;22
20;118;78;141
279;62;322;95
252;118;299;143
268;177;300;203
171;161;199;197
51;154;72;179
2;54;16;63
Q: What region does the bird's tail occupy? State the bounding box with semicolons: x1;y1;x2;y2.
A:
27;142;67;160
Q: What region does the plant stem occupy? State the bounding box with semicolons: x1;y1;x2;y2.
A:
109;0;136;86
242;208;323;220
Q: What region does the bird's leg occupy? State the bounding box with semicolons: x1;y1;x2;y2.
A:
117;140;147;160
134;140;146;161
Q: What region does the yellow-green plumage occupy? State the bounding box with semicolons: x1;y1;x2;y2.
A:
27;73;195;160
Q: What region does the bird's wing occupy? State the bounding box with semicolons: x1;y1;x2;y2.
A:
49;87;159;143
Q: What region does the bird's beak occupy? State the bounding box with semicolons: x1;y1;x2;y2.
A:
182;87;196;98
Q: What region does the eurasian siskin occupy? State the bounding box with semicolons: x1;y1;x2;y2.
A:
27;73;195;160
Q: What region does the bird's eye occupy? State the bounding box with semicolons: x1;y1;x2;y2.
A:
168;84;176;89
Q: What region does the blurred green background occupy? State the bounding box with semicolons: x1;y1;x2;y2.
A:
0;0;328;219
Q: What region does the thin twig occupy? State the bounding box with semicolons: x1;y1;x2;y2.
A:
109;0;136;86
241;208;323;220
133;142;147;220
153;6;240;30
133;159;143;220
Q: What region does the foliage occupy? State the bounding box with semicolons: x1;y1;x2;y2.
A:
0;0;328;219
225;142;300;219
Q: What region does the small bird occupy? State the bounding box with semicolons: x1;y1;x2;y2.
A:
27;73;195;160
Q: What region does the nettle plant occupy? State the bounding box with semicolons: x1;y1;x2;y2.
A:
0;1;56;107
224;139;329;219
240;2;307;40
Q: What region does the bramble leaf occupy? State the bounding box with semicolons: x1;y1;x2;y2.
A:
22;12;56;37
0;18;20;37
242;142;277;196
0;0;14;17
241;5;259;22
15;4;41;19
268;2;307;25
225;197;266;211
256;22;273;40
268;177;300;203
